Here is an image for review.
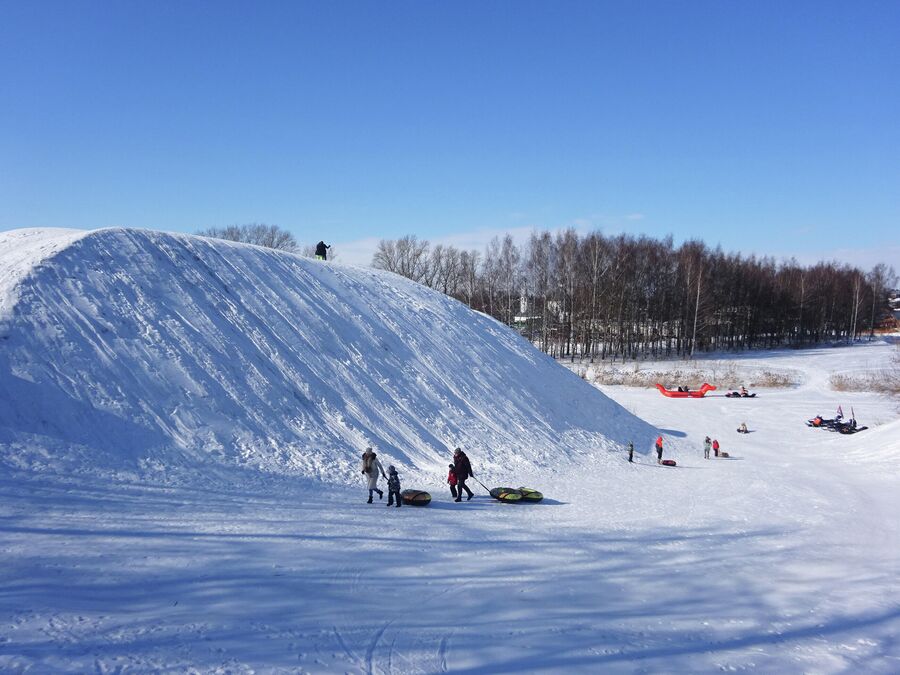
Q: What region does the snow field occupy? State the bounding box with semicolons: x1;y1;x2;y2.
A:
0;229;898;672
2;343;898;672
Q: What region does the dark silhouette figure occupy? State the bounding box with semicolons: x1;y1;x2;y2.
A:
315;241;331;260
453;448;474;502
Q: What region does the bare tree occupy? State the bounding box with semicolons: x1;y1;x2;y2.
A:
372;235;430;283
196;223;299;252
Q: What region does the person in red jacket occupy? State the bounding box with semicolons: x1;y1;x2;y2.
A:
447;463;458;500
712;439;720;457
453;448;474;502
655;436;663;464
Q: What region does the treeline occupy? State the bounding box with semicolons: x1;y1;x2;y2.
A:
372;231;897;361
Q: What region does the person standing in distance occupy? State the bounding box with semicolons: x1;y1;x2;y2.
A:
315;240;331;260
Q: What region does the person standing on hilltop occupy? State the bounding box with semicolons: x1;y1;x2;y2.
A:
361;447;387;503
315;240;331;260
628;441;634;463
452;448;474;502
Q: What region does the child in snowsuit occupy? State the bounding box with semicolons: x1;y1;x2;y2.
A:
655;436;663;464
386;466;401;508
703;436;711;459
447;463;458;499
712;439;720;457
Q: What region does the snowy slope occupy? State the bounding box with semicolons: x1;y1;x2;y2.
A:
1;342;897;673
0;227;651;482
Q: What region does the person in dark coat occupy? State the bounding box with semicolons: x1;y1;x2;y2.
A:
315;241;331;260
627;441;634;463
452;448;474;502
386;465;401;508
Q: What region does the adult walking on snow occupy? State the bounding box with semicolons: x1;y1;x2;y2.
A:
315;240;331;261
361;447;387;503
453;448;474;502
712;439;720;457
703;436;711;460
628;441;634;463
655;436;664;464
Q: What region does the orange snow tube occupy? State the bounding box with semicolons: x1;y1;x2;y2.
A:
655;383;716;398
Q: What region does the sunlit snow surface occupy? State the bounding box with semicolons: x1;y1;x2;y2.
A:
0;227;648;484
1;228;898;672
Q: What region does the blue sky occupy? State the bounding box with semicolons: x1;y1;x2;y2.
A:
1;0;897;268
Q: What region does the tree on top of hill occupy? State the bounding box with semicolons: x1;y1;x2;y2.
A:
196;223;299;253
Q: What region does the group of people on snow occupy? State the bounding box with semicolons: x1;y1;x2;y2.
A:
632;434;727;464
361;446;476;505
702;436;722;458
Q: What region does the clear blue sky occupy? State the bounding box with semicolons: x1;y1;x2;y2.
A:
1;0;897;268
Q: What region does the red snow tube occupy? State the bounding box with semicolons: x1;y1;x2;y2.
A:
661;459;677;466
655;383;717;398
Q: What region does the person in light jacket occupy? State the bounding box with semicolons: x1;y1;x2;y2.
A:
361;447;387;503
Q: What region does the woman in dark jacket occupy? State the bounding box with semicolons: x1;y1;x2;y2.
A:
452;448;474;502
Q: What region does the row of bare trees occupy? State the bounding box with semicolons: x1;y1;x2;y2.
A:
373;231;897;361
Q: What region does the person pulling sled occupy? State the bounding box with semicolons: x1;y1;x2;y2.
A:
453;448;474;501
655;436;664;464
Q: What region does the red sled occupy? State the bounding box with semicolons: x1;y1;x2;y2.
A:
661;459;677;466
655;383;716;398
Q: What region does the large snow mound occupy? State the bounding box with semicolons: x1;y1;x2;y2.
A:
0;228;652;482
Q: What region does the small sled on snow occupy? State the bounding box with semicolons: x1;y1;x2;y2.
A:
655;383;716;398
401;490;431;506
718;452;730;458
660;459;677;467
725;391;756;398
517;487;544;502
490;487;523;503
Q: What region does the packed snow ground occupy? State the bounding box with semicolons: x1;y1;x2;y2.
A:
1;229;898;672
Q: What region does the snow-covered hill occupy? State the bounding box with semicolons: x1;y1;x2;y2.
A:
0;227;650;482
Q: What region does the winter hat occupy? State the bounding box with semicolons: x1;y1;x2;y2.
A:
388;465;397;473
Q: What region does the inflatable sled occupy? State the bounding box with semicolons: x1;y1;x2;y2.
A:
660;459;677;467
655;383;716;398
517;487;544;502
835;424;867;435
719;452;730;458
490;487;523;503
725;391;756;398
401;490;431;506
